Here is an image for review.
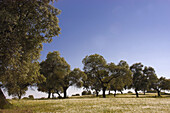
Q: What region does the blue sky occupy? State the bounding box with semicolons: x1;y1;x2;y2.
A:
6;0;170;98
41;0;170;78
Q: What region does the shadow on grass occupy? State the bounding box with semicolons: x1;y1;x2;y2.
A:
18;93;170;100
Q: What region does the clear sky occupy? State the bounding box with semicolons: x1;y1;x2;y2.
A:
42;0;170;78
5;0;170;98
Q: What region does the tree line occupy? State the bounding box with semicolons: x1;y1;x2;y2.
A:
1;50;170;101
36;52;169;99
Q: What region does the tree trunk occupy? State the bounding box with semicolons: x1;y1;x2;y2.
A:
56;91;61;98
157;89;161;97
52;93;55;98
63;87;68;98
120;90;123;94
114;90;116;97
102;87;107;98
135;89;139;98
95;90;99;97
0;88;11;109
48;89;51;99
108;89;111;95
143;89;145;95
18;89;22;99
18;95;21;100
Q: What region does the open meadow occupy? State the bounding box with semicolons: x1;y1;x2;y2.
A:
1;0;170;112
0;93;170;113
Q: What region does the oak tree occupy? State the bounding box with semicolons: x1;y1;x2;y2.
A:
130;63;144;97
0;0;61;107
37;51;70;98
143;66;157;95
61;68;87;98
83;54;129;98
152;77;170;97
109;60;132;97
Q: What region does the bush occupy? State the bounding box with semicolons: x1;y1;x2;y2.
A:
147;90;156;93
22;97;29;100
28;95;34;99
12;97;18;100
72;94;80;96
58;96;63;99
75;94;80;96
40;97;46;100
127;91;133;93
82;91;88;95
82;90;91;95
87;91;91;95
52;97;57;99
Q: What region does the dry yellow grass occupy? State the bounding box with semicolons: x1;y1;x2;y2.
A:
0;96;170;113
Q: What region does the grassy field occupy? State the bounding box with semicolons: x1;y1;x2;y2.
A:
0;93;170;113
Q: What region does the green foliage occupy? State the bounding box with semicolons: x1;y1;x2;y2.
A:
130;63;144;91
157;77;170;90
61;68;87;98
38;51;86;98
28;95;34;99
64;68;87;88
82;54;131;98
22;97;29;100
110;77;124;92
38;51;70;98
0;0;61;101
152;77;170;96
72;94;80;96
143;66;158;91
82;90;91;95
109;60;132;96
83;73;102;96
164;79;170;90
82;54;107;97
127;91;133;93
130;63;169;97
130;63;146;97
147;90;157;93
5;62;45;99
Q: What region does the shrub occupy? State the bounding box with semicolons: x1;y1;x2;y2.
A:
52;97;57;99
40;97;46;100
82;90;91;95
58;96;63;99
72;94;80;96
127;91;133;93
87;91;91;95
76;94;80;96
82;91;88;95
22;97;29;100
147;90;157;93
28;95;34;99
12;97;18;100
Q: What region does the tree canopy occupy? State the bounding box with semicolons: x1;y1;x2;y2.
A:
130;63;144;97
0;0;61;108
151;77;170;97
109;60;132;96
82;54;131;98
130;63;170;97
38;51;87;98
38;51;70;98
61;68;87;98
